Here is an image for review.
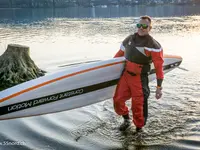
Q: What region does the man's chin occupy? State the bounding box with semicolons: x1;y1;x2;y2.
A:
138;33;144;36
138;32;147;36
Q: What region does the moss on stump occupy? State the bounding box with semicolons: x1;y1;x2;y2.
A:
0;44;46;91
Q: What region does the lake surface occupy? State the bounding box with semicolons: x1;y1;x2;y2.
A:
0;5;200;150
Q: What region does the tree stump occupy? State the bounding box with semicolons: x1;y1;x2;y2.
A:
0;44;46;91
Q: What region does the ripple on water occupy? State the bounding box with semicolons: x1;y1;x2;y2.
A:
70;89;200;148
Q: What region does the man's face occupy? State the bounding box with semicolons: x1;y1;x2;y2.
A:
137;19;151;36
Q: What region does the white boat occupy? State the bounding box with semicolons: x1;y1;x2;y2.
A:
0;54;182;120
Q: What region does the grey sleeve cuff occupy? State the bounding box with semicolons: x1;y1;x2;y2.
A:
157;79;163;87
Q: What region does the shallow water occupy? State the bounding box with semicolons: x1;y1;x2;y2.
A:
0;6;200;150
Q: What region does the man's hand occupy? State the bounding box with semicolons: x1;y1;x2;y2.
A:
155;87;162;99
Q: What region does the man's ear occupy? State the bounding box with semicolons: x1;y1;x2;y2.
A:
149;26;152;31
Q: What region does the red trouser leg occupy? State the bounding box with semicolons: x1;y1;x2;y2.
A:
113;71;149;128
128;73;149;128
113;72;131;116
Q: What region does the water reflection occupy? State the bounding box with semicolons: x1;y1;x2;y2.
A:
0;5;200;150
0;5;200;23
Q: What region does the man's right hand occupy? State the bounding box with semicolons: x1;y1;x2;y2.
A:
155;87;162;99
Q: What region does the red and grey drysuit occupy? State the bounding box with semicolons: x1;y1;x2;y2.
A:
113;33;164;128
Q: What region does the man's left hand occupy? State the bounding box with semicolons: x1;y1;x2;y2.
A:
155;88;162;99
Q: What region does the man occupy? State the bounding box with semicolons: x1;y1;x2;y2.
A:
113;16;164;132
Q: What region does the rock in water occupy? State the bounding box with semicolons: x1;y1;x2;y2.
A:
0;44;46;91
